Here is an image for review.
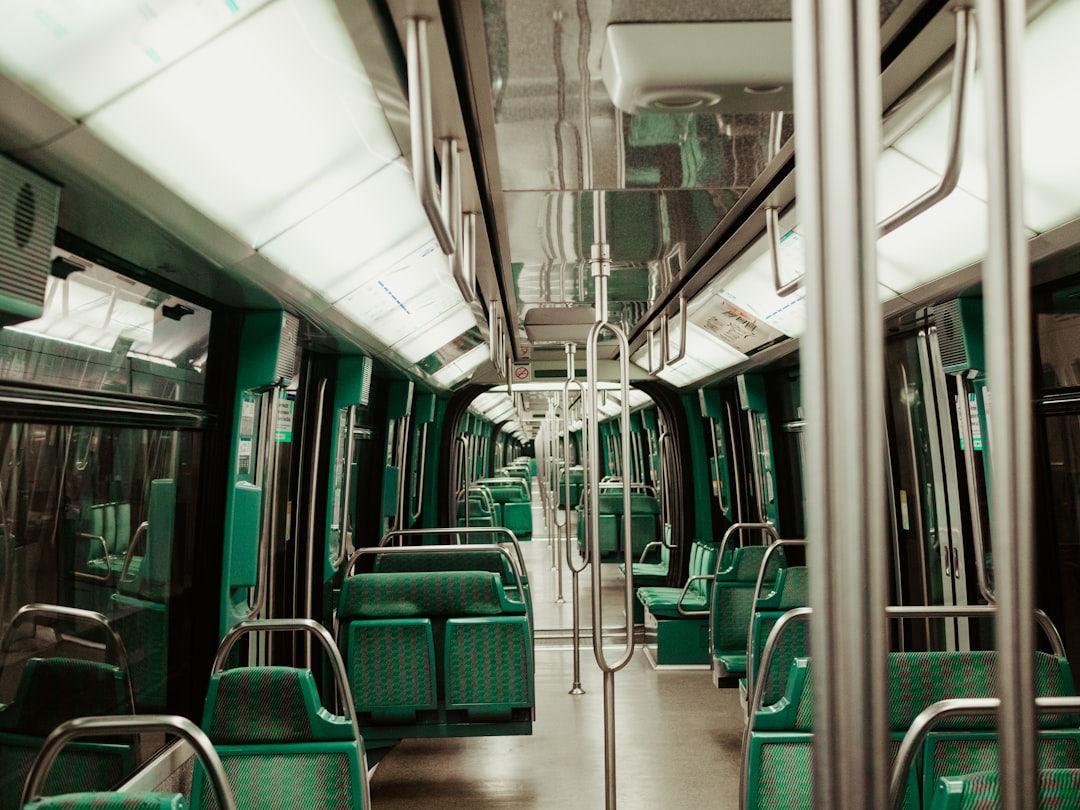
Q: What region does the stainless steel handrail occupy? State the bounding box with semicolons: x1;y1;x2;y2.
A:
409;421;430;524
20;715;236;810
717;521;780;569
664;296;687;366
329;404;356;569
565;374;590;695
879;7;974;238
889;696;1080;810
305;378;328;665
74;532;112;583
1;603;135;714
461;211;477;302
1;604;135;712
585;318;636;810
117;521;149;584
405;17;454;255
743;539;807;702
740;605;1069;810
656;431;676;547
953;376;993;604
978;1;1035;803
375;525;528;589
709;417;731;516
343;543;532;636
441;138;469;300
771;6;975;298
212;619;371;809
247;389;279;619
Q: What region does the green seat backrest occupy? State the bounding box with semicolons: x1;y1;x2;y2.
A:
204;667;352;744
485;484;529;504
0;658;135;810
689;543;721;600
24;793;187;809
888;650;1076;730
338;571;522;619
374;549;514;577
0;658;130;736
757;567;809;611
718;545;784;584
193;666;365;810
121;479;175;602
628;494;660;515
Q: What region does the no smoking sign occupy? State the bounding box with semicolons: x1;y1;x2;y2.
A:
512;363;532;382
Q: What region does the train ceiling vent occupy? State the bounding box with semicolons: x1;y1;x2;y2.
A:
0;154;60;326
600;1;793;114
935;298;985;374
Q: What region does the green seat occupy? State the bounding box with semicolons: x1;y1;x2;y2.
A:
190;666;367;809
710;547;787;680
337;571;534;741
0;658;134;808
636;541;722;666
932;768;1080;809
558;467;584;510
736;568;810;699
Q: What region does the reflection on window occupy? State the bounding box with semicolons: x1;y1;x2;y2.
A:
0;249;211;403
0;421;201;797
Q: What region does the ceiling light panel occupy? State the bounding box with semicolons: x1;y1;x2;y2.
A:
0;0;272;118
84;0;401;249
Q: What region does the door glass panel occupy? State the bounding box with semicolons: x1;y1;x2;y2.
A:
1040;412;1080;667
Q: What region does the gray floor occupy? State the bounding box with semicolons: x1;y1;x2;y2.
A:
369;493;745;808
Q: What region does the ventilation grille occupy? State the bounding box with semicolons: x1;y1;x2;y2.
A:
359;357;373;406
0;155;60;325
934;298;983;373
274;312;300;384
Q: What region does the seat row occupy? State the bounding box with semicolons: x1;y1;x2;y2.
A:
7;538;536;808
743;608;1080;809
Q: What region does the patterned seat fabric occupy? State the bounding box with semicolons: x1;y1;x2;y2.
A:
933;767;1080;809
338;571;520;619
445;617;533;712
192;666;364;809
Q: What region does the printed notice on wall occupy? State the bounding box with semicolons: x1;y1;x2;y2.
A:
237;436;253;477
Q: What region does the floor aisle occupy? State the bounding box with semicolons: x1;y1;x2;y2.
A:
368;498;745;808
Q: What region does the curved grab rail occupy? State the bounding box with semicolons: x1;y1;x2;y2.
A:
329;405;357;569
656;432;677;548
879;6;974;237
664;296;688;366
744;539;807;701
374;525;528;590
405;17;454;255
740;604;1069;810
74;533;112;583
20;715;236;810
345;543;531;632
440;138;469;301
708;416;731;516
117;521;149;584
212;617;369;809
717;522;780;572
585;320;635;675
768;6;975;298
585;316;636;809
888;695;1080;810
564;377;590;573
409;421;430;524
1;603;135;714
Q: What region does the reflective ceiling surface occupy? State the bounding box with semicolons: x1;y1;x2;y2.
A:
479;0;792;348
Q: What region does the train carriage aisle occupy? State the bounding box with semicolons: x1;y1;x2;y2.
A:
367;481;744;808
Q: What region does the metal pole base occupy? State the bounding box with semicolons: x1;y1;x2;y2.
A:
569;685;586;696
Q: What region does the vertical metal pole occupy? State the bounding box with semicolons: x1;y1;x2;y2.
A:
976;1;1035;807
793;1;889;808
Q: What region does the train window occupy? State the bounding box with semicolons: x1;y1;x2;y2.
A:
0;419;203;788
1036;278;1080;391
0;249;211;404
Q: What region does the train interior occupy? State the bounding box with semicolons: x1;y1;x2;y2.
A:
2;0;1080;807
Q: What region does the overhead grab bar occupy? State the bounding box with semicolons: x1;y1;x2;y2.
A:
664;296;688;365
769;6;974;298
441;138;471;301
406;17;454;255
879;6;974;237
